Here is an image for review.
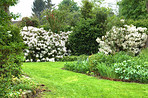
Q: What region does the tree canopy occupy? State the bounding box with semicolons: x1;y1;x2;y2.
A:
118;0;148;19
45;0;54;10
58;0;79;12
32;0;46;18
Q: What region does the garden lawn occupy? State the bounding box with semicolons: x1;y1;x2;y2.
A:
22;62;148;98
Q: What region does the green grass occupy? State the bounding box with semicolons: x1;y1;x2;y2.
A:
22;62;148;98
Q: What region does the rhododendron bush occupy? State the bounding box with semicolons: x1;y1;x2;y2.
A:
21;26;71;62
96;24;148;55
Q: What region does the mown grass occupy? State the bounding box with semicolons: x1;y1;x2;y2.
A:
22;62;148;98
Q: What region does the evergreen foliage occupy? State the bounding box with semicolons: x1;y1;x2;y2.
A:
58;0;79;12
81;0;94;19
32;0;46;18
0;0;24;96
45;0;54;10
68;0;107;55
118;0;148;19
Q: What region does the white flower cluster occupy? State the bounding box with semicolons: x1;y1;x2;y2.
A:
21;26;71;62
96;25;148;54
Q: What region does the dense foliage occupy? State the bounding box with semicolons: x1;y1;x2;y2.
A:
20;17;40;27
21;26;71;62
96;23;148;55
118;0;148;19
64;50;148;83
114;59;148;83
44;0;80;33
45;9;66;33
67;0;114;55
126;19;148;34
32;0;46;19
0;0;24;96
68;18;104;55
6;76;38;97
58;0;79;12
81;0;94;19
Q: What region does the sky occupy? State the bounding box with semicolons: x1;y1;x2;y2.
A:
10;0;118;20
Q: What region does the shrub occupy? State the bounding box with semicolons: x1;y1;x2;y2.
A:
41;24;50;31
0;26;24;96
96;24;148;55
0;1;24;96
88;52;132;72
106;15;125;31
113;51;133;63
21;17;40;27
126;19;148;33
68;18;106;55
88;53;109;72
138;48;148;62
21;26;71;62
113;59;148;83
31;19;40;27
77;54;88;61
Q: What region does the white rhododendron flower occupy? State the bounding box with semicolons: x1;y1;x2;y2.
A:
21;26;71;62
96;24;148;54
120;19;125;23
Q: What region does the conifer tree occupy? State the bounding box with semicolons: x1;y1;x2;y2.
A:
32;0;45;18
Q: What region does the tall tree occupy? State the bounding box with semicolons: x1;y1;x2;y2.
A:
81;0;94;19
118;0;147;19
45;0;54;10
57;0;80;26
32;0;45;18
58;0;79;12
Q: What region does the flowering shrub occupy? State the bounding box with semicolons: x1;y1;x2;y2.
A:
21;26;71;62
96;24;148;54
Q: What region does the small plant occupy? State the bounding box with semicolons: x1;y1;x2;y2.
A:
90;72;95;76
5;76;38;97
97;63;118;79
88;52;112;71
113;59;148;83
64;60;90;73
138;48;148;62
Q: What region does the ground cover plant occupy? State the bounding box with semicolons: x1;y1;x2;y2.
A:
6;76;38;97
22;62;148;97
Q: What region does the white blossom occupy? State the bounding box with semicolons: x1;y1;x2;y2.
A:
21;26;71;62
96;24;148;54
